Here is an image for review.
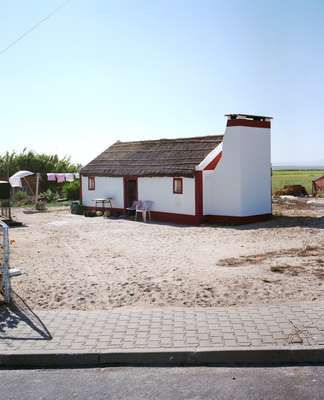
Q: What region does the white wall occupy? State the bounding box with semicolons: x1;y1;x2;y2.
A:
82;175;196;215
138;177;195;215
81;176;124;208
203;125;271;217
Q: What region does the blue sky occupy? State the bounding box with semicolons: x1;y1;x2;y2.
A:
1;0;323;165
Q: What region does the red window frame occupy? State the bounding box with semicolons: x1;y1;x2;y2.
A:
88;176;95;190
173;177;183;194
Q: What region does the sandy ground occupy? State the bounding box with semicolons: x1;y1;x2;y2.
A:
4;197;324;310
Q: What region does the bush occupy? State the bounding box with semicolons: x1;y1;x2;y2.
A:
63;180;80;200
40;189;60;203
12;190;28;202
12;190;29;205
36;200;47;211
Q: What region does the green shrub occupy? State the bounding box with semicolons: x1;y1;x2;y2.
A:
63;180;80;200
12;190;28;202
12;190;30;205
36;200;47;211
40;189;59;203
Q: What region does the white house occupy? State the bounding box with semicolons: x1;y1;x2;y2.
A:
80;113;272;224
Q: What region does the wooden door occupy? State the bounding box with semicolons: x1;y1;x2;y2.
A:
124;177;138;208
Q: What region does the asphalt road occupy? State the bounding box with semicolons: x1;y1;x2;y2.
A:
0;366;323;400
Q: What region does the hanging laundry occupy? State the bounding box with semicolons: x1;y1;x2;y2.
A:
56;173;65;183
74;172;80;179
47;173;56;182
65;173;75;182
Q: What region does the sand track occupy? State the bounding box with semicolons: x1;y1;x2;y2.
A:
6;198;324;310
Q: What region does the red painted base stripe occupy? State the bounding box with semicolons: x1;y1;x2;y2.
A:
151;211;199;225
204;213;272;225
83;206;271;225
84;207;199;224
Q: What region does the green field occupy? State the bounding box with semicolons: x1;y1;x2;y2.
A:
272;170;324;194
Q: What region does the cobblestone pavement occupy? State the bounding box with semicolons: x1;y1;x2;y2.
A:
0;302;324;354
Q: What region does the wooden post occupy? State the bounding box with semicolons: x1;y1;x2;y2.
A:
35;173;40;206
22;176;33;196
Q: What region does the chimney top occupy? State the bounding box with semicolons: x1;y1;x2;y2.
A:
225;113;272;122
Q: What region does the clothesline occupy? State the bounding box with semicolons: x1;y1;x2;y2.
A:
47;172;80;183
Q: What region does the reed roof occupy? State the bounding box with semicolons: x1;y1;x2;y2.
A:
81;135;223;177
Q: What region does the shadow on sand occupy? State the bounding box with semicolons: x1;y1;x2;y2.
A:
0;291;52;341
219;215;324;230
123;215;324;230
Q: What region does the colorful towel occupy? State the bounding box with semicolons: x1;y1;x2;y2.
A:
65;173;74;182
56;173;65;183
47;173;56;182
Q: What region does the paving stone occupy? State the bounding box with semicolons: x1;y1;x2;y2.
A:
0;302;324;354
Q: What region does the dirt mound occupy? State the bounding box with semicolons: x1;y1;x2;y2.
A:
274;185;308;197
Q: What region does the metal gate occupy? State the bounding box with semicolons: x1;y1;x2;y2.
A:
0;220;11;303
0;199;11;221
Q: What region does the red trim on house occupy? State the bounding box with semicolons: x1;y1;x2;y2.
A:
271;168;273;215
145;211;271;225
173;177;183;194
80;174;83;204
150;211;200;225
88;176;95;190
84;206;199;224
204;213;272;225
84;205;272;225
123;176;138;209
204;151;223;171
227;119;271;129
195;171;203;224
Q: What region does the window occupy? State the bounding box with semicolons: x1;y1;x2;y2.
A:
173;178;183;194
88;176;95;190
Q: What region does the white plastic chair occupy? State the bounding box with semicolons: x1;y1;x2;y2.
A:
126;200;141;213
135;200;153;222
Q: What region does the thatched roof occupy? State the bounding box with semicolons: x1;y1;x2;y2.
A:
81;135;223;177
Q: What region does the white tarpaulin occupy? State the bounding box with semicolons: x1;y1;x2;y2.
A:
9;170;34;187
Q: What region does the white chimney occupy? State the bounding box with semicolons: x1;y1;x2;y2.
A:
203;114;272;220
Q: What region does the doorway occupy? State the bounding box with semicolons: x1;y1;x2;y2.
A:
124;177;138;208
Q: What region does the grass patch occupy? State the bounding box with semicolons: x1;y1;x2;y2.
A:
11;200;71;208
46;201;71;208
272;169;324;193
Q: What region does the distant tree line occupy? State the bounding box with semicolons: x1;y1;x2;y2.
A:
0;149;82;196
0;148;81;179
